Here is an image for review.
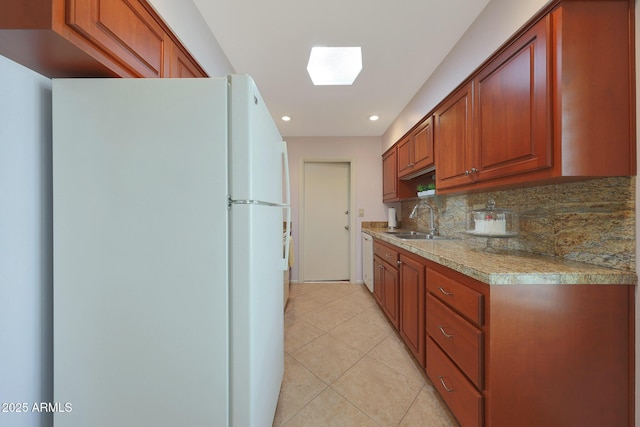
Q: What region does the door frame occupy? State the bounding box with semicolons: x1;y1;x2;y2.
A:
298;159;356;283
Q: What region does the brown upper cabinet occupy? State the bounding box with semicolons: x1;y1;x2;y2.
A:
382;148;399;202
169;40;205;78
473;16;552;184
437;17;550;191
398;116;435;179
389;0;636;199
434;82;474;189
0;0;207;78
550;0;634;177
436;0;635;193
67;0;168;77
383;145;428;202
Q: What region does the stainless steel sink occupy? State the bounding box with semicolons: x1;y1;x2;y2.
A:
384;231;454;241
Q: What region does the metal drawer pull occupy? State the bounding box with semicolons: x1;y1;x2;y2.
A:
438;326;454;339
385;253;392;258
438;287;454;296
439;376;454;392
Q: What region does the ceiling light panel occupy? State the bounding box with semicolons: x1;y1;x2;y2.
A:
307;47;362;86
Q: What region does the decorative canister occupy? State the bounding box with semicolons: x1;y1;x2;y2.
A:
466;199;519;237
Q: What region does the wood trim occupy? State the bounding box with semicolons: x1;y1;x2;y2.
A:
139;0;208;78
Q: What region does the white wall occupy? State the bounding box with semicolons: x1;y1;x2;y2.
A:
0;56;53;427
285;137;387;283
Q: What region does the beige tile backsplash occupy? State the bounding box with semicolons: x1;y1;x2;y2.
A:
398;177;636;271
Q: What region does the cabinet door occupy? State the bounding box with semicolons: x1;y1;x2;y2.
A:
399;117;435;179
67;0;168;77
382;148;398;201
373;256;385;305
435;82;474;190
169;41;207;78
397;136;414;178
399;254;425;367
412;116;434;172
474;17;551;182
382;263;399;329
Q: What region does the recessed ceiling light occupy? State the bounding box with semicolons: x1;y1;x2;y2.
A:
307;47;362;86
281;116;291;122
369;115;379;121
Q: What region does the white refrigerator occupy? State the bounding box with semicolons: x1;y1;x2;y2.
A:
52;75;290;427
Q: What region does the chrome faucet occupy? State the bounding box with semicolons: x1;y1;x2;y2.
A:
409;200;437;237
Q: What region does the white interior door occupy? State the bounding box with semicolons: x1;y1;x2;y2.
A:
302;162;350;281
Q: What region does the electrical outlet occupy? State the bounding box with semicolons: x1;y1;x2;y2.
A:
358;208;364;217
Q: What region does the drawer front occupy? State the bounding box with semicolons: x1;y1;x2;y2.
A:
427;268;484;326
427;294;484;388
427;338;484;427
374;241;399;264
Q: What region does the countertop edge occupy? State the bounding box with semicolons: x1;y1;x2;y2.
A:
363;228;638;286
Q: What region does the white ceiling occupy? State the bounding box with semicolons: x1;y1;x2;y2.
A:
191;0;490;137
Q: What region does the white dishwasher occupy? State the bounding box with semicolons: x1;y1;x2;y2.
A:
362;233;374;292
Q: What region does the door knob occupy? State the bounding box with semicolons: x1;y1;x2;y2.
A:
345;210;349;215
344;225;350;230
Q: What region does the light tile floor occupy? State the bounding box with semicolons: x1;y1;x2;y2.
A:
273;282;459;427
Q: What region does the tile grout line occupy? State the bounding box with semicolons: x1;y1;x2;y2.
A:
279;282;456;426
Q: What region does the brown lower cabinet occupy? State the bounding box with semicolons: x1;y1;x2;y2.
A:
398;253;426;367
373;239;427;354
372;238;634;427
373;240;400;329
427;262;633;427
427;338;484;427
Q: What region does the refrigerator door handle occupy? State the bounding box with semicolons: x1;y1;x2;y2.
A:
282;140;290;206
282;140;291;271
228;198;288;208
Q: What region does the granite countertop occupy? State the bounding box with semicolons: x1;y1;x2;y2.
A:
363;228;637;286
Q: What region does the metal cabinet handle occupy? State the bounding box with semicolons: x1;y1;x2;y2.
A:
438;287;454;296
438;376;454;393
471;167;478;173
397;260;402;266
385;253;392;258
464;170;470;176
438;326;454;339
